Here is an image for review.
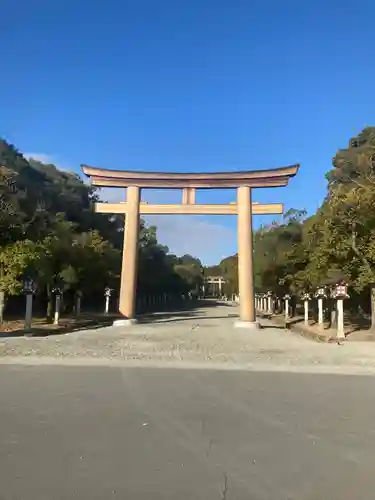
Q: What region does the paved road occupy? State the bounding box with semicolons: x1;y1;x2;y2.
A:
1;365;375;500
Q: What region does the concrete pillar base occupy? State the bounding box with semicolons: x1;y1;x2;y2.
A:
234;320;259;329
113;318;138;327
335;335;345;341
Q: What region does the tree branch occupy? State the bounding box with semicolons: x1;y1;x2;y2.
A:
351;225;374;278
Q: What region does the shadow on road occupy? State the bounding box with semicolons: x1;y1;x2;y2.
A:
136;300;237;324
0;315;119;339
259;324;286;330
0;299;233;337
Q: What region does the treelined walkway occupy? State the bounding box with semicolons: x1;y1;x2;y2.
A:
2;302;375;373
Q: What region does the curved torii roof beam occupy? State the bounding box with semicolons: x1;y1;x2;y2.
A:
81;164;299;189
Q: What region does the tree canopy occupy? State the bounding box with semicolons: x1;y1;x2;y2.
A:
0;139;202;319
212;127;375;324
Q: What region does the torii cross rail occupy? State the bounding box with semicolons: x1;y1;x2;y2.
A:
82;164;299;328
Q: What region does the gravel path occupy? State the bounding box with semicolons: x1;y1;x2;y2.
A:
2;304;375;373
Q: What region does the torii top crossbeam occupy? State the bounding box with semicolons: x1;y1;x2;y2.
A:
81;164;299;189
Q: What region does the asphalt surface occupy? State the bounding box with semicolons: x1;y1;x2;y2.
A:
1;366;375;499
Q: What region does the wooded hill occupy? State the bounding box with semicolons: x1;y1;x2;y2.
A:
0;139;203;321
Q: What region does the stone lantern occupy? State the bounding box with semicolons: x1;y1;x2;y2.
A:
104;287;112;315
314;286;327;327
331;281;349;339
52;285;63;325
301;292;311;325
22;277;37;330
283;294;291;320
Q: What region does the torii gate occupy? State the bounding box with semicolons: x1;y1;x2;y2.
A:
204;276;227;296
82;164;299;328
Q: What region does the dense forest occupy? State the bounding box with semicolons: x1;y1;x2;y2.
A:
3;127;375;326
208;127;375;326
0;139;204;322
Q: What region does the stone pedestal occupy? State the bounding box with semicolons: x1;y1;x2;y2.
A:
113;318;138;327
234;320;259;329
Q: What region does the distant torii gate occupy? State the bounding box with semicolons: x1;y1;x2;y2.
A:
82;164;299;328
204;276;227;296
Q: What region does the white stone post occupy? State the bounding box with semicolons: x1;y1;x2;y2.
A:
54;295;61;325
0;290;5;325
332;282;349;339
25;294;33;330
104;287;111;315
318;298;323;327
76;294;81;316
284;295;290;321
304;300;309;324
337;298;344;339
267;296;272;314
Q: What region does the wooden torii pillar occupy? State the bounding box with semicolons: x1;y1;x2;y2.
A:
82;164;299;328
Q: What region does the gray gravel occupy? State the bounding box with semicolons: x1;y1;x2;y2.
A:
2;304;375;373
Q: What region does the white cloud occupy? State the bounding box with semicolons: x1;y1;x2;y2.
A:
24;153;73;173
98;187;235;264
25;153;53;164
145;214;235;264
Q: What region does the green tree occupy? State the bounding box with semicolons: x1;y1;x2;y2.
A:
0;240;39;323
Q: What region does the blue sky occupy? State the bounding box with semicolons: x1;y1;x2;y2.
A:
1;0;375;264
